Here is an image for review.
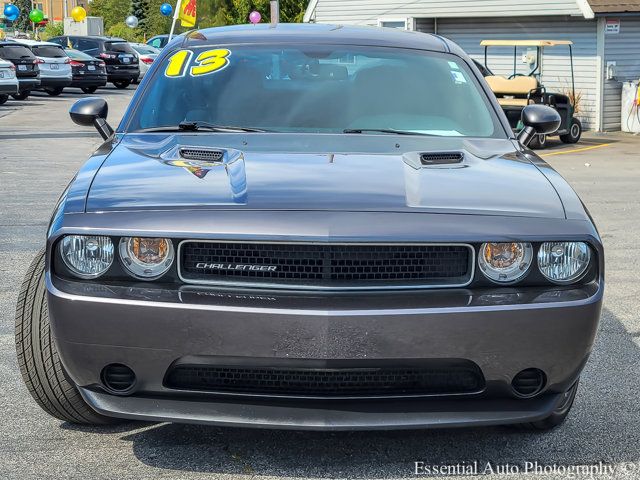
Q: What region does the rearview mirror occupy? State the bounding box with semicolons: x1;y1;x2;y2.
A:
69;97;114;140
517;104;561;148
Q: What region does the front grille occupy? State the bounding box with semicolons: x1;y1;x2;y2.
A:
179;242;473;289
179;148;224;162
165;364;485;398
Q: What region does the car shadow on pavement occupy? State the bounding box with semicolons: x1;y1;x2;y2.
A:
64;307;640;477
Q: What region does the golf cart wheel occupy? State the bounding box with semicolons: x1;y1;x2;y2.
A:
45;87;64;96
113;80;131;89
81;86;98;94
560;118;582;144
528;133;547;150
517;381;579;431
11;91;30;100
0;94;8;105
15;249;120;425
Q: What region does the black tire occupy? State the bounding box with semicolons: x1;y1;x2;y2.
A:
45;87;64;96
81;86;98;94
560;118;582;144
518;381;579;431
528;133;547;150
112;80;131;89
15;249;119;425
11;91;30;100
0;94;8;105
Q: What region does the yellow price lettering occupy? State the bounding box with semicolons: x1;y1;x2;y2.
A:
190;49;231;76
165;50;192;77
164;49;231;78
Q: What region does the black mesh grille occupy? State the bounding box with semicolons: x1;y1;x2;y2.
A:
420;152;464;165
165;364;484;397
179;242;472;288
179;148;224;162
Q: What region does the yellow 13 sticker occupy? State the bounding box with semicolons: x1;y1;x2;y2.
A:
165;48;231;78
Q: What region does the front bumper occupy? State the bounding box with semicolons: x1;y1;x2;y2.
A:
48;274;602;430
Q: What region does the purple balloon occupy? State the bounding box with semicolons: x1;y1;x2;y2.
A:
249;10;261;24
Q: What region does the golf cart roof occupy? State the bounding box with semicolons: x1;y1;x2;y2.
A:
480;40;573;47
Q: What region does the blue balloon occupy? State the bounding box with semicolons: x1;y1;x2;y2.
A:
3;4;19;21
160;3;172;16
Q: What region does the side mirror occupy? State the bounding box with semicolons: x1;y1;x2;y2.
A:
517;104;561;147
69;97;114;140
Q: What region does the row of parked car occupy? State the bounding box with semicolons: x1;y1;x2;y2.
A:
0;36;160;105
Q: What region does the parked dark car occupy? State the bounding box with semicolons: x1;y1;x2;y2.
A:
65;48;107;93
0;41;40;100
48;35;139;89
16;24;603;432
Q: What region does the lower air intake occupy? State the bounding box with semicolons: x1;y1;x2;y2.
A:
165;362;485;398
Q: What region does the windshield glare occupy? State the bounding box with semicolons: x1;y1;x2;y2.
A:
128;44;503;137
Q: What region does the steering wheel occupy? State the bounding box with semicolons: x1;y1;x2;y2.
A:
508;73;527;79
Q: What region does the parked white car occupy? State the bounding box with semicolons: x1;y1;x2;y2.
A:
0;57;19;104
13;39;72;96
130;43;159;82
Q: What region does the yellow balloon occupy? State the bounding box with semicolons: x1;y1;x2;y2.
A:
71;6;87;22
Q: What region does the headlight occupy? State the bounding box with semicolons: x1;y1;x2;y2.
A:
59;235;114;279
478;242;533;284
537;242;591;284
119;237;174;280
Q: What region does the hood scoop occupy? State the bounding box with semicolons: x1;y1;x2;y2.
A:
403;151;466;170
420;152;464;165
179;147;225;163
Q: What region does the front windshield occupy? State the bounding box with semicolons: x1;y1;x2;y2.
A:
127;44;504;137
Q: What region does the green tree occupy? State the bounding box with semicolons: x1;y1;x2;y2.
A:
88;0;131;31
39;21;64;40
12;0;32;31
130;0;149;30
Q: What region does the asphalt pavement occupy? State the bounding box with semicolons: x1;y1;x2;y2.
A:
0;87;639;479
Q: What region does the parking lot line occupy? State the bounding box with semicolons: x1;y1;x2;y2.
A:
541;143;612;157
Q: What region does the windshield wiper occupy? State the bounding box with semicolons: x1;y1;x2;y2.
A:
343;128;437;136
135;122;270;133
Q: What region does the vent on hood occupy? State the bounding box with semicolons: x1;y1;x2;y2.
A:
179;148;224;162
420;152;464;165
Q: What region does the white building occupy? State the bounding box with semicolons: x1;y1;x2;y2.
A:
304;0;640;131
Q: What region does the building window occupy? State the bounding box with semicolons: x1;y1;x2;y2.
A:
377;18;414;30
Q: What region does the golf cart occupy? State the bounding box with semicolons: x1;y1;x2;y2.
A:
479;40;582;149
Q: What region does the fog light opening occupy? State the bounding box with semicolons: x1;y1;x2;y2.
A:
101;363;136;394
511;368;546;397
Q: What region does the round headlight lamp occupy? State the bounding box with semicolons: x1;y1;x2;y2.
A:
119;237;174;280
59;235;114;279
537;242;591;284
478;242;533;284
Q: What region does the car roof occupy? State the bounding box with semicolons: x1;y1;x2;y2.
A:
66;35;128;42
179;23;452;53
11;39;62;47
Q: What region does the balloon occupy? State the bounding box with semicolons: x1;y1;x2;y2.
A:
70;6;87;22
3;4;19;22
249;10;261;24
29;9;44;23
160;3;172;16
125;15;139;28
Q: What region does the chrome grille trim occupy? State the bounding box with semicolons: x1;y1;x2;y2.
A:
177;240;476;291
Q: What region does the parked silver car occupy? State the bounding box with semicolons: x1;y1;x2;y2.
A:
0;57;18;104
14;40;72;96
130;43;159;82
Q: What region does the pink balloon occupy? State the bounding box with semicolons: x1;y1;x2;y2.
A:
249;10;261;24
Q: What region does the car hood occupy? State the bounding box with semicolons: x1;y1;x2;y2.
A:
85;133;565;218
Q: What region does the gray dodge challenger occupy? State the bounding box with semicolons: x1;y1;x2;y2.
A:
16;24;603;431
